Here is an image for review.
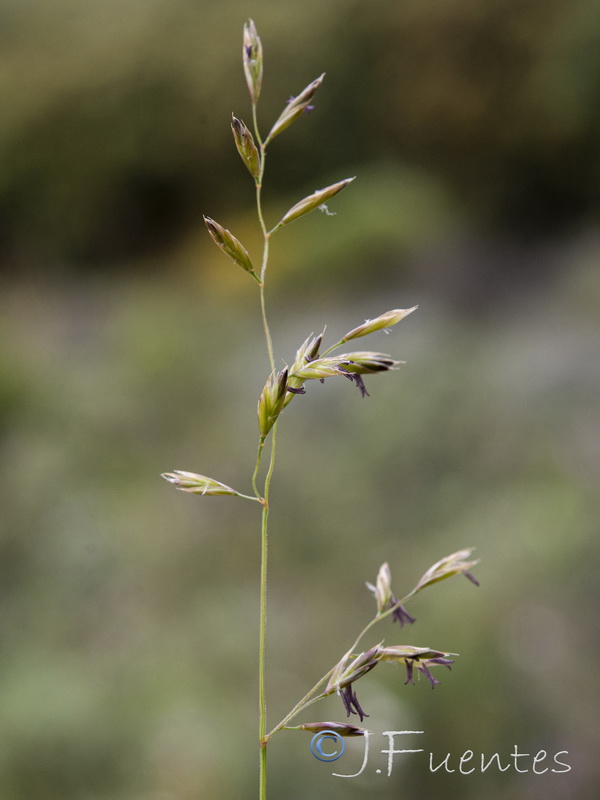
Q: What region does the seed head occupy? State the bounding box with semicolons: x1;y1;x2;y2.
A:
340;306;418;343
289;352;398;399
379;645;448;662
366;564;416;626
243;19;263;104
231;115;260;180
368;563;392;614
415;548;480;592
336;352;400;374
275;178;355;229
326;646;383;723
283;332;323;407
289;355;354;382
257;367;289;437
299;721;367;737
161;471;238;497
326;645;383;694
203;216;261;284
267;73;325;141
379;646;456;689
339;646;382;687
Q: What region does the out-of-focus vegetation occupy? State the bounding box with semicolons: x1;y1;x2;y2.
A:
3;0;600;270
1;1;599;799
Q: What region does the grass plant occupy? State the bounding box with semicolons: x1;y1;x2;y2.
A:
162;20;480;799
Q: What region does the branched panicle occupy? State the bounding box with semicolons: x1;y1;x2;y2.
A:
161;20;480;800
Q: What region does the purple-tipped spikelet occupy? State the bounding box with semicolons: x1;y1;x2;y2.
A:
366;563;416;626
257;367;289;437
326;646;383;722
231;115;261;180
416;548;480;592
243;19;263;103
379;646;456;689
267;73;325;141
290;353;398;381
283;332;323;407
336;352;400;374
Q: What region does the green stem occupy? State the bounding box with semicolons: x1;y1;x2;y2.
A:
260;283;275;373
252;102;264;150
259;745;267;800
252;437;266;501
259;423;278;800
252;103;275;374
320;338;347;357
258;495;268;799
236;492;264;503
256;177;275;372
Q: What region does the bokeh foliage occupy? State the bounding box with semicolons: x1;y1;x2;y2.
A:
3;0;600;267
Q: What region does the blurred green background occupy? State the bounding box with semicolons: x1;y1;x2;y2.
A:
1;1;599;798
